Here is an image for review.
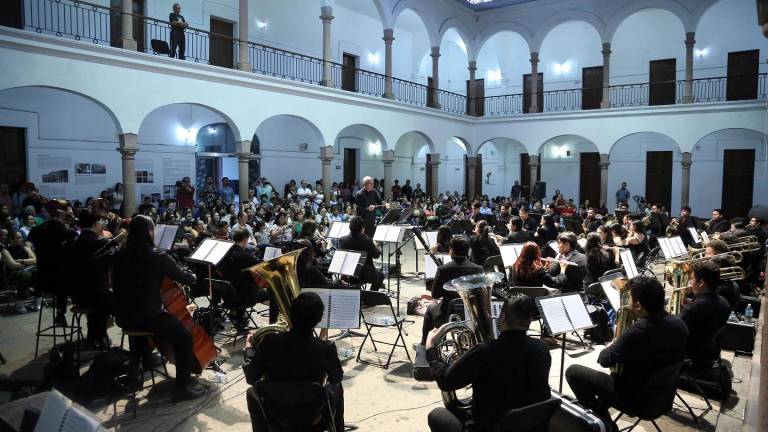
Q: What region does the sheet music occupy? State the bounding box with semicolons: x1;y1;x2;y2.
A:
657;237;673;259
620;249;639;279
548;241;558;253
577;238;587;249
263;246;283;261
302;287;361;329
500;244;524;268
373;225;403;243
190;239;216;261
34;390;104;432
561;294;594;329
416;231;439;250
327;222;350;239
424;254;451;279
601;281;621;311
667;236;684;256
154;224;178;250
328;250;362;276
688;228;701;244
700;231;710;244
672;237;686;256
538;297;574;335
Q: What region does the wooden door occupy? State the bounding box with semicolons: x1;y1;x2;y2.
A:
475;154;483;196
581;66;603;110
579;152;600;207
645;151;672;210
722;149;755;218
0;0;23;29
465;79;485;116
342;53;357;92
427;77;435;108
426;153;434;196
0;127;27;189
649;59;676;105
343;148;357;186
109;0;145;52
210;17;234;68
523;73;543;113
727;50;759;101
520;153;531;200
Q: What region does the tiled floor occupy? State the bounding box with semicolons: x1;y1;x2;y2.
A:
0;244;751;431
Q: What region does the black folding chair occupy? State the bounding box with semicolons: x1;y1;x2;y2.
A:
357;290;411;369
490;397;562;432
248;381;337;432
613;361;685;431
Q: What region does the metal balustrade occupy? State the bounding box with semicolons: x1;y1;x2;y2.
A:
15;0;768;118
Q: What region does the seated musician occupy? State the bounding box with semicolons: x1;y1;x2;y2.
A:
706;208;730;235
269;212;293;244
646;204;669;236
425;295;551;432
503;217;533;244
566;276;689;432
613;220;649;262
518;207;538;233
469;220;500;266
217;229;270;330
420;237;483;345
546;232;587;293
583;207;603;233
508;242;555;287
108;215;206;401
674;206;696;246
295;239;332;286
430;225;452;254
297;219;327;259
681;261;731;374
244;292;345;432
340;216;383;291
583;232;618;285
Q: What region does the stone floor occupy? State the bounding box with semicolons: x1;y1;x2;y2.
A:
0;242;753;431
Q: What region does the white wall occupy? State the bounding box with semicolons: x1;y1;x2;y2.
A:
476;31;529;97
478;138;525;198
538;136;597;204
255;114;325;191
540;21;602;92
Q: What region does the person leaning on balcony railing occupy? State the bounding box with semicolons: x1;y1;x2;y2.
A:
169;3;188;60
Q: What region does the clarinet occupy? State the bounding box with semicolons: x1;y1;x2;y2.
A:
411;226;444;267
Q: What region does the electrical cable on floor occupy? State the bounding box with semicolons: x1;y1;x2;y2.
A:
349;399;443;424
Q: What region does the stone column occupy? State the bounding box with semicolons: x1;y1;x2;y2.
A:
599;154;610;207
601;43;612;108
529;51;540;113
431;46;441;109
118;133;138;217
529;155;539;201
468;61;478;116
466;156;478;198
237;0;250;72
383;150;394;200
320;146;334;203
236;140;251;202
429;154;440;197
320;6;334;87
681;152;692;208
684;32;696;103
383;29;395;99
120;0;137;50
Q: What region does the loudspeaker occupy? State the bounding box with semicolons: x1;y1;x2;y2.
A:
533;181;547;201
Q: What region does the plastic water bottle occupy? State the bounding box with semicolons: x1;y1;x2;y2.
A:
728;311;738;322
223;316;232;333
337;348;354;358
744;304;754;323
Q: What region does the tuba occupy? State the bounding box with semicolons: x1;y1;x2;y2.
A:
246;248;304;347
429;272;505;414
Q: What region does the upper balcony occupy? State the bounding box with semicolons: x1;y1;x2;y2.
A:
9;0;768;119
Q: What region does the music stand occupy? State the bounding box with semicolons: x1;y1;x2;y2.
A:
154;224;179;251
301;286;361;330
187;238;235;334
379;208;402;225
536;293;596;392
325;251;367;339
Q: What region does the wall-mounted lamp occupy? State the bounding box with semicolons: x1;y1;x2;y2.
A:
553;62;571;75
207;126;217;135
255;19;267;30
176;126;197;144
487;69;502;83
695;48;708;58
367;52;380;65
299;142;309;151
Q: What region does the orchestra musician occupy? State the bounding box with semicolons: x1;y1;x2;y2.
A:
706;209;730;235
419;237;483;346
431;226;452;254
426;295;551;432
108;215;206;401
596;225;614;247
613;220;649;262
670;206;696;246
340;216;383;291
566;276;689;432
503;217;533;244
582;208;603;234
518;207;538;233
681;261;731;375
355;176;389;237
508;242;556;287
269;212;293;244
297;219;327;259
469;220;500;266
583;232;618;285
546;232;587;293
645;204;669;237
295;239;332;286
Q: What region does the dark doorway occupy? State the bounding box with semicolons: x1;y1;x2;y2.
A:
520;153;531;200
342;53;358;92
466;78;485;116
523;73;543;113
426;153;434;196
0;127;27;189
726;50;759;101
427;76;436;108
464;155;483;197
581;66;603;110
0;0;23;29
645;151;673;210
579;152;600;207
343;148;357;186
210;17;234;68
110;0;145;52
722;149;755;218
649;59;676;105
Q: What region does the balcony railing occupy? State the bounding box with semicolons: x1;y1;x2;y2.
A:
16;0;768;118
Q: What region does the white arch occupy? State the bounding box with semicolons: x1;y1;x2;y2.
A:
472;23;534;63
253;114;326;150
474;137;527;156
394;130;435;155
391;1;440;47
138;102;242;143
532;10;608;52
690;0;727;31
608;131;682;155
606;0;693;42
438;19;475;60
333;123;388;152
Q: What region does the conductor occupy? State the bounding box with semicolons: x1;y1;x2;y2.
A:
355;176;390;238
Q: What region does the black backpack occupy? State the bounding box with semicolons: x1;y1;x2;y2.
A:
584;303;614;344
82;348;134;396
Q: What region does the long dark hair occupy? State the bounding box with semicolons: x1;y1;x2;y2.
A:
477;220;491;241
125;215;155;264
436;225;452;246
514;242;544;281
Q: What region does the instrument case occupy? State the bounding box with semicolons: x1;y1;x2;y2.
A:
549;390;606;432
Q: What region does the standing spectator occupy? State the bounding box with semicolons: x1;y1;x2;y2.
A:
391;180;402;201
169;3;188;60
510;180;522;201
219;177;235;206
297;180;313;207
282;179;296;199
257;177;273;200
615;182;630;207
401;179;413;201
111;182;124;214
414;182;424;197
200;176;218;210
176;176;195;211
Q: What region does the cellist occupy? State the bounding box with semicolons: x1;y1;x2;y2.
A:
108;215;207;401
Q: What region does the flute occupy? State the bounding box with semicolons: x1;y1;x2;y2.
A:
542;257;579;267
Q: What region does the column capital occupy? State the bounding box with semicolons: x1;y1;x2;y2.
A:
428;153;441;165
685;32;696;48
383;149;395;162
530;51;539;64
320;6;334;22
118;133;138;153
383;28;394;43
529;154;539;166
320;145;334;162
599;153;610;168
681;152;692;167
466;155;479;167
236;139;251;154
468;60;477;73
602;42;611;57
431;46;440;58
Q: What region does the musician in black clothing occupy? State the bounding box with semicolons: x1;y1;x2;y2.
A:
420;237;483;345
681;261;731;374
217;229;270;328
426;295;551;432
354;176;389;238
566;276;689;432
245;292;345;432
583;232;617;285
340;216;383;291
503;217;533;244
509;242;556;287
546;232;588;293
706;208;730;234
108;215;206;401
518;207;538;233
295;239;332;286
27;199;77;324
469;220;500;266
68;211;114;349
674;206;696;246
